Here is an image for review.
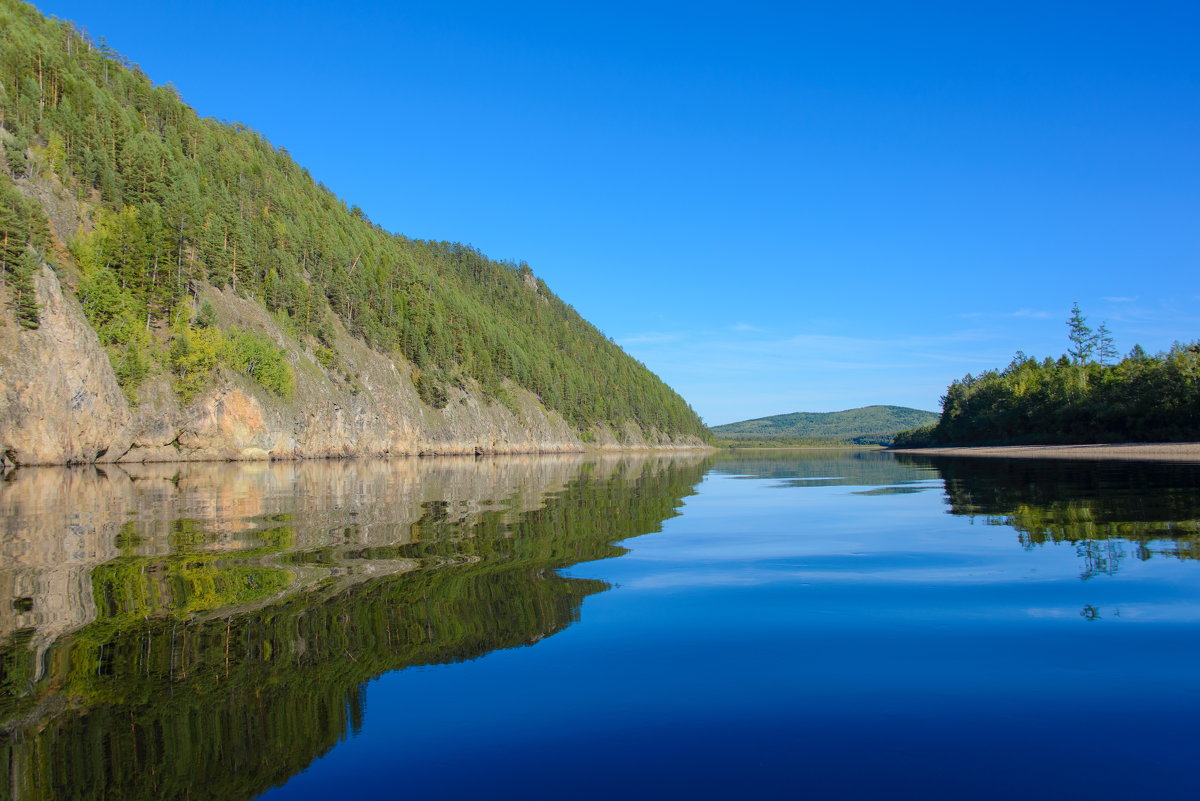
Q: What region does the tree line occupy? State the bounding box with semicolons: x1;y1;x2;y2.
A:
894;305;1199;446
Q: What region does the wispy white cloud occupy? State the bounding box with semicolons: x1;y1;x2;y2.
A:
617;331;683;345
618;322;1064;421
632;328;1011;380
958;308;1052;320
1095;300;1200;331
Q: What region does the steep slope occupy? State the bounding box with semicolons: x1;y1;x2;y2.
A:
711;405;939;446
0;0;707;464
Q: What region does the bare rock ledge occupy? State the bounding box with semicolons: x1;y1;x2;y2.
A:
1;268;707;466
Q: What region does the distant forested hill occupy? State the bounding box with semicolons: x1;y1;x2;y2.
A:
0;0;706;455
711;406;939;446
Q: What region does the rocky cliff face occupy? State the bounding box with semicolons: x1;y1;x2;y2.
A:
0;267;134;466
0;266;705;467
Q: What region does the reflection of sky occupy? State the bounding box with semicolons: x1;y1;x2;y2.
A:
262;453;1200;801
575;467;1200;624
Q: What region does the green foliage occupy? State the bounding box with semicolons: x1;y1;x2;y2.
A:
222;328;294;398
895;308;1200;447
1066;301;1094;364
77;263;153;398
195;298;217;328
0;1;705;437
896;343;1200;446
493;386;522;418
313;343;336;369
0;170;45;328
8;250;39;327
3;131;29;177
412;367;449;409
712;405;939;446
890;424;937;448
166;312;295;402
1096;320;1118;366
167;312;221;404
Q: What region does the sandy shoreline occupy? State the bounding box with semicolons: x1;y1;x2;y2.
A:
889;442;1200;462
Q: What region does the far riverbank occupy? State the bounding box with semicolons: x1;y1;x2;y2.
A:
890;442;1200;462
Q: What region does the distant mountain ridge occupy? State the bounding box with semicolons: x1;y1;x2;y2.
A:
711;405;940;446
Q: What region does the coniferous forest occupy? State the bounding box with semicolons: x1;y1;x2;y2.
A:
0;0;706;440
894;305;1200;447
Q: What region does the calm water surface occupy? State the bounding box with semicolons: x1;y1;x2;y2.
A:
3;451;1200;800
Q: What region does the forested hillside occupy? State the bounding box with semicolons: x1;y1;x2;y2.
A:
893;307;1200;447
711;405;938;447
0;0;705;446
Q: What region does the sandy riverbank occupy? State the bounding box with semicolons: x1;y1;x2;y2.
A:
890;442;1200;462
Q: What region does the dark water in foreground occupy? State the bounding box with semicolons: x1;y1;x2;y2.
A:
3;451;1200;800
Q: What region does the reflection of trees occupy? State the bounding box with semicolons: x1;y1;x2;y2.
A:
1068;539;1127;581
895;454;1200;577
0;455;705;801
90;520;297;622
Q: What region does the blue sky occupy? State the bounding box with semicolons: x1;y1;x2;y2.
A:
41;1;1199;424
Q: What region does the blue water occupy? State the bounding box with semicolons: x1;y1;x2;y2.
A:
5;453;1199;799
244;454;1200;800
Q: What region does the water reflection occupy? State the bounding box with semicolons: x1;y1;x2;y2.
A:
0;454;708;801
895;454;1200;577
6;450;1200;801
719;450;1200;579
711;449;940;489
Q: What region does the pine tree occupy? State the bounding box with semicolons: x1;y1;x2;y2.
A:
0;173;39;327
11;250;39;328
0;187;27;280
1066;302;1094;364
1096;321;1118;366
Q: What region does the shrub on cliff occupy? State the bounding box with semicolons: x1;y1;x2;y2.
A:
168;314;222;404
222;329;294;399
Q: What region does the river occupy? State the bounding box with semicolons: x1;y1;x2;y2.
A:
3;451;1199;800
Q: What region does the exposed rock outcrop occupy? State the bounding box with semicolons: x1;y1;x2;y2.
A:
0;267;706;466
0;267;133;465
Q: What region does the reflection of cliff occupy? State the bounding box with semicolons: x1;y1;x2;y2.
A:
0;453;706;801
895;454;1200;577
0;456;587;654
